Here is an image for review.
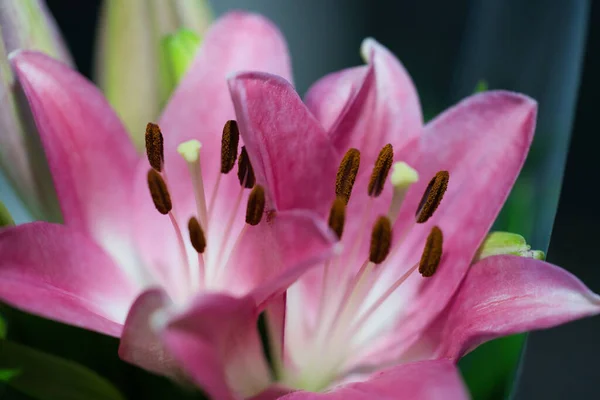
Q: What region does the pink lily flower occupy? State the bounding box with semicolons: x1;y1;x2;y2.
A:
0;12;336;379
161;38;600;399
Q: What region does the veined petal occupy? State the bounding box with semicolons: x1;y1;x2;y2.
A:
162;293;272;399
0;222;139;336
389;91;536;348
118;288;180;377
222;209;338;305
305;38;422;166
158;12;292;230
277;360;468;400
415;255;600;360
10;51;147;284
354;91;537;364
228;72;338;213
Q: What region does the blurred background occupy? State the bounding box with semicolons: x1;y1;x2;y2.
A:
1;0;598;398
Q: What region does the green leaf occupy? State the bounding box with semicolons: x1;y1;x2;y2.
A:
0;340;126;400
0;201;14;227
474;79;488;93
0;368;20;381
459;334;526;400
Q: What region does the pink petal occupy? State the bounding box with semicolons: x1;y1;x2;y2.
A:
10;51;144;282
304;66;372;132
0;222;139;336
222;210;338;305
375;91;538;358
228;72;338;213
305;38;423;165
415;255;600;360
277;360;468;400
118;288;180;377
162;293;272;399
158;11;292;227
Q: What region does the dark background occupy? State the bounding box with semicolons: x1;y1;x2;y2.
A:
36;0;600;398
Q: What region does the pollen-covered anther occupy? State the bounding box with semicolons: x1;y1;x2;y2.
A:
335;148;361;204
188;217;206;254
328;197;347;239
237;146;256;188
368;144;394;197
419;226;443;277
245;185;266;226
145;122;164;171
147;169;172;215
369;216;393;264
416;170;449;223
221;120;240;174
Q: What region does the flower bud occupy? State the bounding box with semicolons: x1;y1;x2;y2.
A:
474;231;545;262
95;0;211;150
0;0;71;222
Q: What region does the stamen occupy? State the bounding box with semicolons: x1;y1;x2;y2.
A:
368;144;394;197
328;197;346;239
145;122;164;172
369;216;392;264
178;140;209;229
335;148;361;204
388;161;419;222
416;171;449;223
188;216;207;254
419;226;443;277
238;146;256;188
246;185;266;226
147;169;172;214
221;120;240;174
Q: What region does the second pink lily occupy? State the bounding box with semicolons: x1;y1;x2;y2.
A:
161;38;600;399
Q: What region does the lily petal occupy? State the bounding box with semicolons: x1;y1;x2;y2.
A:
10;51;145;282
158;12;292;225
278;360;468;400
388;91;537;348
228;72;338;213
162;293;272;399
0;222;139;336
118;288;179;377
305;38;422;165
222;209;338;305
415;255;600;360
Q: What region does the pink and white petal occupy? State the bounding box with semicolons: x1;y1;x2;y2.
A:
10;51;145;283
118;288;182;377
278;360;468;400
0;222;139;337
221;209;338;305
304;65;372;133
162;293;272;400
307;38;422;165
228;72;338;214
364;91;538;360
413;255;600;361
158;11;293;231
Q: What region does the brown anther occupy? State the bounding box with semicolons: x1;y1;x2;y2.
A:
328;197;347;239
145;122;164;172
419;226;443;277
188;217;206;254
368;144;394;197
147;169;172;214
369;216;392;264
237;146;256;188
335;148;361;204
221;120;240;174
245;185;265;226
416;171;449;223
